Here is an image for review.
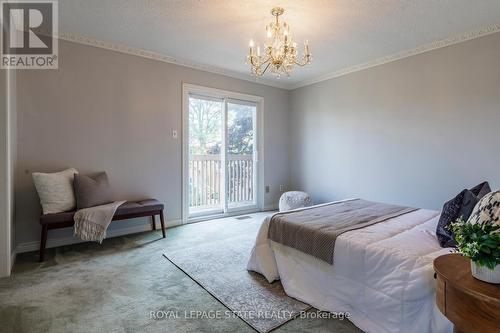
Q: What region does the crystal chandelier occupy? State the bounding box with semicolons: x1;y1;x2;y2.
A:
247;7;311;78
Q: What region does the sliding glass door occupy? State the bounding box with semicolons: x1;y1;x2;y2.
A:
188;95;224;216
226;100;257;210
185;88;259;219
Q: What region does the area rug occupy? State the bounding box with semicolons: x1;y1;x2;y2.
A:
163;217;311;333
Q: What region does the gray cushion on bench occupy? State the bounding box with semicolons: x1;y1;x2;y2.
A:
40;199;164;225
115;199;164;216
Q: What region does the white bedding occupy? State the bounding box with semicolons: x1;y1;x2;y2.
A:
247;203;454;333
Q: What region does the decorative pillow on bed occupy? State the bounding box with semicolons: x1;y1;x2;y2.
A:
74;172;113;209
467;191;500;226
32;168;79;214
436;181;491;247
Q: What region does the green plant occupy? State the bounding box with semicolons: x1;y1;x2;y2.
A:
450;217;500;269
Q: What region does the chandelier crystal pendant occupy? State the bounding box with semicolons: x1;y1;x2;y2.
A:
247;7;312;78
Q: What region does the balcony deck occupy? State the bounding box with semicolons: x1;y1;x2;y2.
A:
189;154;255;213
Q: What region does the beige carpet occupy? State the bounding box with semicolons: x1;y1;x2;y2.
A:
0;212;362;333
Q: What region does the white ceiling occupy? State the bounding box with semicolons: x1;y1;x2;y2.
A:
59;0;500;89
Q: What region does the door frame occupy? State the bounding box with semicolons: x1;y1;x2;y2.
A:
181;83;264;223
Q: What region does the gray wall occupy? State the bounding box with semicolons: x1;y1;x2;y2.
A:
16;40;290;247
289;32;500;210
15;32;500;249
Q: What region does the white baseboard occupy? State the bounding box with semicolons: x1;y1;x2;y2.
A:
14;207;275;254
15;219;183;254
186;207;265;224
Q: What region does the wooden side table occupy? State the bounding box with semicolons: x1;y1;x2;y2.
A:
434;254;500;333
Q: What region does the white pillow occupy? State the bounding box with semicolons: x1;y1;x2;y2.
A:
32;168;79;214
467;190;500;226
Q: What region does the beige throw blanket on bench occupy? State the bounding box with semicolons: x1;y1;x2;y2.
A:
74;201;126;243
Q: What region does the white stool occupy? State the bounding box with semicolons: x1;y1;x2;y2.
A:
279;191;312;212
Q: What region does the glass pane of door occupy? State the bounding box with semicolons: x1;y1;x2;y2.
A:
226;100;257;210
188;95;223;216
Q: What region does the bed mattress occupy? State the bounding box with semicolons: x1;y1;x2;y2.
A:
247;202;454;333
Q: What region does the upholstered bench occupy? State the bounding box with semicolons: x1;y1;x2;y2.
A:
39;199;165;262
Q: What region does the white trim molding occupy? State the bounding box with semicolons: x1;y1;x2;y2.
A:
16;219;183;254
57;32;289;90
290;23;500;89
0;68;14;277
181;83;265;221
57;24;500;91
15;208;276;254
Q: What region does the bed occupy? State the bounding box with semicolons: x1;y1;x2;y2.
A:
247;199;454;333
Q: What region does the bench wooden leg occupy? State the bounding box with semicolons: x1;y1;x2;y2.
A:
159;210;166;238
39;225;48;262
151;215;156;230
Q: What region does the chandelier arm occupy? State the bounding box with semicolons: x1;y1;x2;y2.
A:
249;56;259;67
293;58;310;66
249;55;271;66
261;63;271;75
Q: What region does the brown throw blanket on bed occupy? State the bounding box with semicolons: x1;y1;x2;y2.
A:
268;199;418;264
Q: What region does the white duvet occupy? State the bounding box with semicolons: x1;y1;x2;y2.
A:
247;203;454;333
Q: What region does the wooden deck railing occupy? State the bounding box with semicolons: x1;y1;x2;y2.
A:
189;154;254;209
